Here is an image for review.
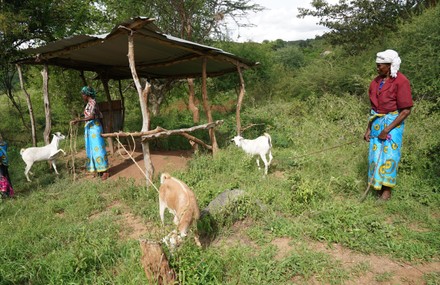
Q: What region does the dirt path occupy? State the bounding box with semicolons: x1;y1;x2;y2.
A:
112;208;439;285
107;148;193;184
69;146;193;184
83;149;438;284
272;237;439;285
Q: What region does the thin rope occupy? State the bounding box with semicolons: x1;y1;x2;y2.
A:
115;135;159;193
116;134;136;160
290;139;359;160
68;124;78;181
287;137;386;202
360;140;385;202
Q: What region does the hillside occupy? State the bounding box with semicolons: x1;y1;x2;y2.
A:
1;4;440;284
1;94;439;284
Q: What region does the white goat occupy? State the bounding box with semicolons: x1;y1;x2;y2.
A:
20;132;66;182
231;133;273;175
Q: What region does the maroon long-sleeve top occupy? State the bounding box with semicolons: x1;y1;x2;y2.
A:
368;72;413;114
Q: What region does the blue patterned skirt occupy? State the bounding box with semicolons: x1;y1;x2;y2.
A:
368;110;404;190
85;119;109;173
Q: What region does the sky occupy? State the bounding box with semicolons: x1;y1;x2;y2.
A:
227;0;338;42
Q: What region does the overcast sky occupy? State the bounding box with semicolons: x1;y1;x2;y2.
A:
227;0;338;42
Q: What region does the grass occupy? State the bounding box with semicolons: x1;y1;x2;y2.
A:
1;94;439;284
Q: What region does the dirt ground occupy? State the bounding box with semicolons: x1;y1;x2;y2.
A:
70;144;192;184
95;148;439;285
106;148;192;184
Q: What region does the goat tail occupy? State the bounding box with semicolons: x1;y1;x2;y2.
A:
20;148;26;155
264;133;272;148
160;172;171;184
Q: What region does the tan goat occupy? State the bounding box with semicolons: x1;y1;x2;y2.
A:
159;173;201;248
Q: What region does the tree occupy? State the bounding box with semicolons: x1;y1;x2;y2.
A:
97;0;263;129
297;0;432;55
0;0;106;141
98;0;263;43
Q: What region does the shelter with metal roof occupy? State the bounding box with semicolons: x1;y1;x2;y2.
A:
17;17;257;184
18;17;257;80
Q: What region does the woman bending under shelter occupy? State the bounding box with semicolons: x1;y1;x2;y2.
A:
70;86;109;181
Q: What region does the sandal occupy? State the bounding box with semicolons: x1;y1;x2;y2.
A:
101;172;109;181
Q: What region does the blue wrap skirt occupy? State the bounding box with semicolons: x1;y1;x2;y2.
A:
85;119;109;173
368;110;404;190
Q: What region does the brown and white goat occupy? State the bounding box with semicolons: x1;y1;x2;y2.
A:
159;173;201;248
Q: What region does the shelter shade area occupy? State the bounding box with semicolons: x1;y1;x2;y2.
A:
17;17;257;184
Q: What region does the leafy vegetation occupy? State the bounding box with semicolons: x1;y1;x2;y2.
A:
298;0;437;54
1;2;440;285
1;90;439;284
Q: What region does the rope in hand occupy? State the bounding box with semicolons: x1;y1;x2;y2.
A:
68;123;79;181
114;135;159;193
360;140;385;202
288;136;385;202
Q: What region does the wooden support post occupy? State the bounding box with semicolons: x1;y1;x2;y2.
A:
236;65;246;136
187;78;199;123
41;64;51;145
139;240;176;285
118;80;126;131
101;77;115;154
127;31;154;185
201;57;218;155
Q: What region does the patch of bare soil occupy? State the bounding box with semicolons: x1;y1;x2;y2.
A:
210;221;438;285
70;147;193;184
269;237;440;285
89;200;152;240
107;148;193;184
313;242;440;285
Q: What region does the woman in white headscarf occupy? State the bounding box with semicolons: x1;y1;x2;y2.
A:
363;49;413;200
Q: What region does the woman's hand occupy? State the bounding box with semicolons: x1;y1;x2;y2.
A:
378;129;389;140
364;129;371;142
70;119;78;125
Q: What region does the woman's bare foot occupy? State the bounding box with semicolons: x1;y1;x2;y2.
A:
380;188;391;200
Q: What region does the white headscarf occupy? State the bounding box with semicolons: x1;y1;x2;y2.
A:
376;49;401;78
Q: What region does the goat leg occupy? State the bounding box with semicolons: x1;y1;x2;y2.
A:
24;164;33;182
260;154;269;175
51;160;59;174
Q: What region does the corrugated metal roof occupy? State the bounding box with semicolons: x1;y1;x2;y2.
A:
18;17;257;79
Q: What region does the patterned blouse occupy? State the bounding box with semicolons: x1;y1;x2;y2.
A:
84;98;97;118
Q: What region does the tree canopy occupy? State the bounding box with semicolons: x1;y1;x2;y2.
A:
297;0;438;54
